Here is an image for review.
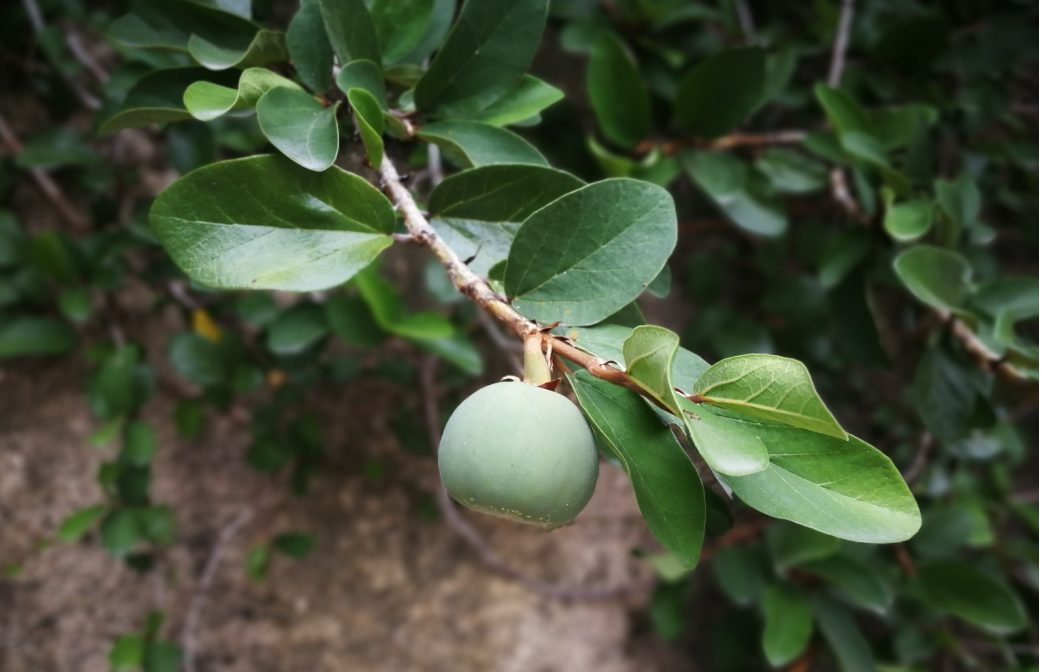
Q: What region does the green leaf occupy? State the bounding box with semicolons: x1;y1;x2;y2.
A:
829;268;890;369
109;634;145;671
110;0;261;57
168;333;225;386
88;346;153;420
916;561;1027;634
256;88;340;171
348;88;386;169
273;532;315;558
415;0;549;118
287;0;334;93
713;546;768;605
59;288;93;323
122;420;157;466
58;504;109;542
893;246;974;313
767;522;841;570
934;174;981;229
189;30;289;70
143;641;183;672
913;346;987;442
428;164;584;275
150;155;395;291
174;399;205;439
370;0;433;63
98;67;241;134
972;277;1039;321
245;544;270;580
505;178;676;325
16;128;99;169
692;353;846;439
675;48;765;139
587;32;650;147
266;303;330;355
569;371;706;568
811;596;875;672
184;68;301;122
354;267;454;340
0;316;76;358
754;148;828;194
884;200;934;243
336;60;388;108
325;294;385;347
819;229;872;289
100;509;140;556
236;292;280;327
469;75;563;127
716;411;921;543
814;85;873;136
319;0;381;64
800;555;891;614
621;326;768;475
682;150;786;236
418;120;546;167
412;334;483;374
138;506;176;546
761;585;813;667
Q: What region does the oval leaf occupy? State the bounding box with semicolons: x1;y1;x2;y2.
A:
884;200;934;242
319;0;381;64
762;585;813;667
587;32;650;147
893;245;974;313
347;88;385;169
184;68;301;121
256;87;340;171
693;353;847;440
415;0;549;118
286;0;335;94
417;120;547;167
98;67;240;134
469;75;563;127
916;560;1027;634
505;178;676;325
149;155;394;291
336;60;388;109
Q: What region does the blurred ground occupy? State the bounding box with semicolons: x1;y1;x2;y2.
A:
0;339;696;672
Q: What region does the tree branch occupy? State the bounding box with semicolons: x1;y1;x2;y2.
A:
378;156;665;407
418;355;652;601
827;0;856;88
0;111;91;232
939;310;1032;382
634;129;806;156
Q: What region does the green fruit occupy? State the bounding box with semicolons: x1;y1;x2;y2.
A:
438;381;599;527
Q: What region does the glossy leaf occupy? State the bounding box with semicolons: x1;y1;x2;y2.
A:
370;0;433;63
150;155;395;291
183;68;301;121
570;370;706;568
884;200;934;243
418;120;547;167
348;88;385;169
415;0;549;118
286;0;334;93
587;32;650;147
916;560;1027;634
400;0;456;63
189;30;289;70
692;353;847;439
428;164;584;275
761;585;813;667
336;60;388;109
256;87;340;171
680;400;771;476
676;48;765;138
111;0;259;57
98;68;240;134
505;178;676;325
469;75;563;127
319;0;381;64
0;316;76;357
716;411;921;543
682;150;787;236
893;246;974;313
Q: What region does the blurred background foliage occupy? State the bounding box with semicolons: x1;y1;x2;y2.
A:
0;0;1037;671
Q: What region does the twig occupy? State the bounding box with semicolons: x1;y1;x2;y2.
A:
427;143;444;187
829;167;871;225
902;431;934;484
20;0;102;110
827;0;856;88
64;28;109;82
181;495;276;672
378;157;669;410
940;310;1031;382
634;129;806;156
733;0;756;44
418;355;651;601
0;111;91;232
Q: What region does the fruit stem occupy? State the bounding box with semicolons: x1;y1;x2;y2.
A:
523;333;552;386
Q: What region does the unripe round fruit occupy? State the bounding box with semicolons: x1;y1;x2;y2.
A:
438;381;599;528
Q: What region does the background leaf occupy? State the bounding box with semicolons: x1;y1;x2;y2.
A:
675;48;765;138
761;584;813;667
98;68;240;134
682;151;786;236
587;32;650;147
916;560;1027;634
893;246;974;313
286;0;334;93
319;0;381;64
370;0;433;64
